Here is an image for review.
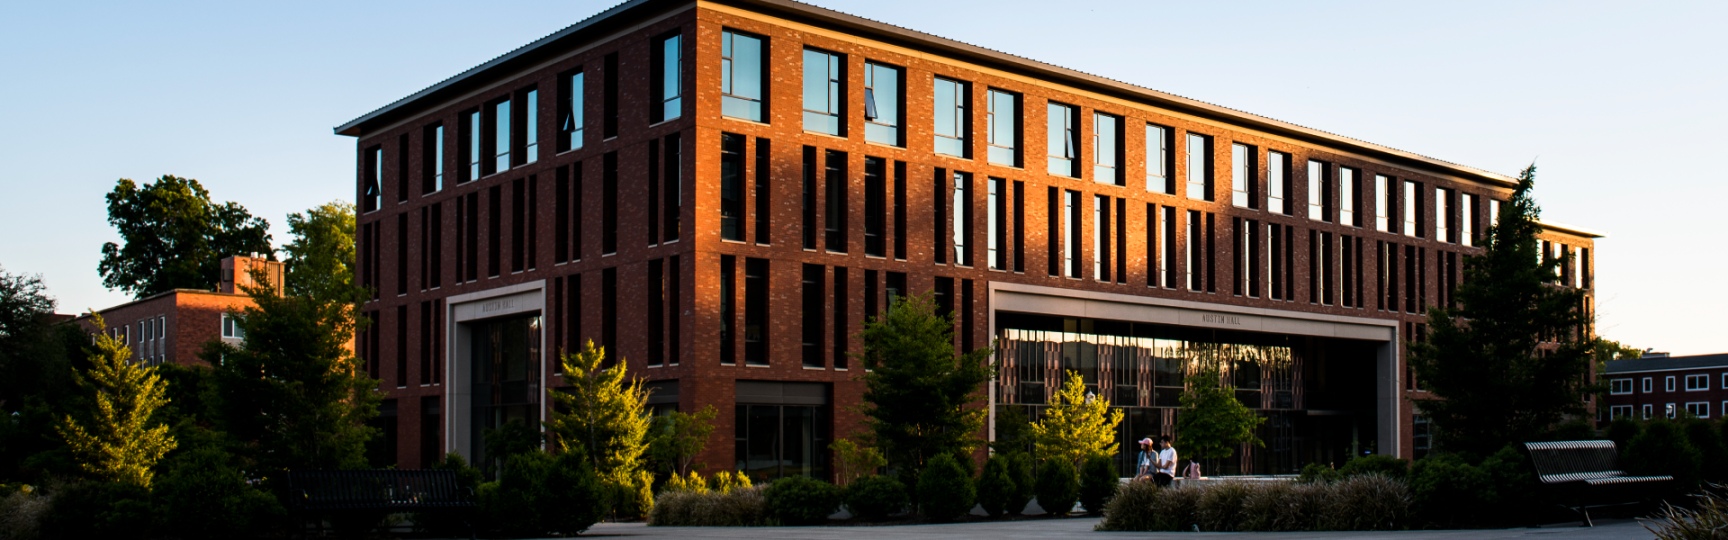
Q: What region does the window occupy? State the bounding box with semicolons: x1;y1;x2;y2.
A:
1643;377;1653;393
863;62;902;146
362;146;381;213
221;313;245;339
823;150;847;252
1376;175;1395;232
802;48;844;135
603;152;618;254
653;34;683;123
1609;378;1632;395
757;139;772;244
720;134;746;241
1687;374;1709;391
1268;151;1289;214
989;177;1005;270
952;171;972;266
1047;102;1078;177
1146;124;1172;194
721;30;766;122
603;53;619;138
523;89;539;163
833;267;847;369
1722;372;1728;389
465;110;482;181
560;71;584;151
1609;405;1632;420
933;77;968;157
1307;160;1328;221
1667;376;1677;392
1461;193;1476;246
493;99;511;173
865;158;886;257
1688;402;1709;418
1013;180;1025;272
1094;195;1107;280
1159;206;1177;287
1186;133;1212;201
423;124;444;194
1404;180;1421;238
1064;190;1081;278
987;89;1020;166
1642;404;1653;419
720;256;736;365
1231;143;1256;209
1437;187;1453;243
1093;113;1122;185
744;258;769;366
1339;167;1357;227
801;264;824;368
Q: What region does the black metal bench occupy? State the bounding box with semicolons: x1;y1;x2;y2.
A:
285;469;476;538
1524;440;1672;527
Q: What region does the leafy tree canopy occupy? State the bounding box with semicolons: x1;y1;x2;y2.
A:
545;340;651;480
57;313;176;487
1176;366;1265;461
282;201;362;307
647;405;717;477
1030;370;1124;466
1409;164;1598;457
855;291;992;482
99;175;272;298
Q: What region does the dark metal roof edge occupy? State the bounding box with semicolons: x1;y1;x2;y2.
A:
333;0;660;136
1537;220;1606;239
1605;354;1728;374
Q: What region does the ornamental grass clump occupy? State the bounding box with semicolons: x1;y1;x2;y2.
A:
1097;479;1159;531
1196;480;1252;531
647;485;768;527
1644;483;1728;540
1321;474;1410;531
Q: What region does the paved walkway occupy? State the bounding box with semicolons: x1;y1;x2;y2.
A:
577;516;1655;539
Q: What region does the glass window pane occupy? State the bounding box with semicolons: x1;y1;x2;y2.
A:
1146;124;1167;193
865;62;901;146
1093;113;1118;183
1047;103;1074;177
933;78;965;157
1186;133;1207;200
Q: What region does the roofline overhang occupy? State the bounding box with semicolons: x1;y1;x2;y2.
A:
336;0;1521;190
1537;220;1606;239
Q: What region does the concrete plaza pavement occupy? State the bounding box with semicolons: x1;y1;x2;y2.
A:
577;516;1655;539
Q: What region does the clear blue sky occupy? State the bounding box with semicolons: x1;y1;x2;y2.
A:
2;1;1721;354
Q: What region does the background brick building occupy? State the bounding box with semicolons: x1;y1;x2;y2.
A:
72;255;281;367
335;0;1600;477
1603;354;1728;422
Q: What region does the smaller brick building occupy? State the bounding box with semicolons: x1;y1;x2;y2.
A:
72;255;282;367
1602;353;1728;422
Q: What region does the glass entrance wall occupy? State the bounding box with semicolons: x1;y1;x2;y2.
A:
734;403;829;481
995;312;1376;476
468;314;542;475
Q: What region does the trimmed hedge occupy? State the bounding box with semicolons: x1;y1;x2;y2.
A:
1097;475;1409;532
844;474;908;521
917;454;975;522
1078;455;1118;515
763;475;841;525
1006;452;1035;515
975;455;1015;517
1033;458;1078;516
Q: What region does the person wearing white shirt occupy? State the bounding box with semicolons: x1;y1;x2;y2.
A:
1154;435;1177;487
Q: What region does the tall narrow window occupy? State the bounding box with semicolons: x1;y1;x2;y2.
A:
524;89;539;163
1013;180;1025;272
561;71;584;151
423;124;444;194
1269;223;1284;299
1048;187;1060;276
603;152;618;254
1047;102;1079;177
863;62;902;146
802;146;817;250
1404;180;1421;238
934;169;947;264
488;186;502;278
493;99;511;173
721;30;766;122
1147;124;1172;194
824;150;847;252
1231;143;1256;209
720;256;736;365
1437;187;1453;243
801;264;824;368
1093;195;1110;281
720;133;745;241
602;268;617;357
1376;175;1394;232
1268;150;1289;214
653;34;683;123
430;202;441;288
987;89;1020;166
1187;210;1203;291
1186;133;1212;201
933;77;968;157
989;177;1005;270
648;259;664;367
755;139;771;244
802;48;844;135
1307;160;1328;221
865;157;886;257
465;110;482;181
894;161;907;259
833;267;848;369
744;258;767;366
1094;113;1122;185
649;141;661;244
396;213;408;295
1461;193;1476;247
603;52;619;138
510;179;525;273
362;146;381;213
663;133;681;242
1339;167;1357;227
953;171;972;266
1066;190;1081;278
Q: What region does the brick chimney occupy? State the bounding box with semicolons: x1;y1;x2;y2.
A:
219;254;285;295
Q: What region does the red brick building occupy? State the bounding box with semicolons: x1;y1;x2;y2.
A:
73;255;282;367
335;0;1600;476
1602;354;1728;422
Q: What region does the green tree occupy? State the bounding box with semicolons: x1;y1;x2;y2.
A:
281;202;363;307
0;267;84;481
98;175;272;298
1029;370;1124;466
647;405;717;476
1409;165;1597;457
202;280;379;475
56;314;177;488
545;340;652;516
1176;366;1265;461
1594;339;1643;363
856;291;993;485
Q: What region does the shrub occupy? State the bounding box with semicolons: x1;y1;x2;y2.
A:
1148;482;1201;531
1006;452;1035;515
1323;474;1409;531
1033;458;1079;516
1096;479;1160;531
1078;454;1118;515
613;469;656;519
36;480;152;538
1409;454;1490;529
1338;454;1409;482
1477;444;1538;526
418;453;483;536
648;485;768;526
1686;419;1728;484
481;451;605;537
0;488;51;540
663;470;708;494
1607;417;1643;455
1627;419;1703;495
710;470;752;493
763;475;841;525
1196;480;1251;531
844;474;909;521
1296;462;1340;484
150;444;284;539
975;455;1015;517
917;453;976;522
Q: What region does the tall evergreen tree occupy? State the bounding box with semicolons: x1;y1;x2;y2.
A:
98;175;272;298
856;292;993;485
1410;164;1597;457
1029;370;1124;466
545;340;651;477
57;314;177;488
